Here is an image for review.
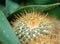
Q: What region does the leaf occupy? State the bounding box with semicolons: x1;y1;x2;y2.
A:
10;3;60;15
46;5;60;19
6;0;20;15
0;5;6;14
0;10;20;44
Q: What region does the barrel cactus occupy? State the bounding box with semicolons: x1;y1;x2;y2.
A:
6;3;60;44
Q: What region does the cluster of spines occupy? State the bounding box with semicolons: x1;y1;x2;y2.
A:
10;10;60;44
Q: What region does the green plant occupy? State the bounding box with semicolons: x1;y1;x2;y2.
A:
0;3;60;44
0;10;20;44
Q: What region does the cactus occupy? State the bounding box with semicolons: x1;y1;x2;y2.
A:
7;3;60;44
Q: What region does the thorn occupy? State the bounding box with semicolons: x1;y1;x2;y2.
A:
14;15;19;19
45;13;48;17
10;21;14;25
24;9;27;14
17;14;20;18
